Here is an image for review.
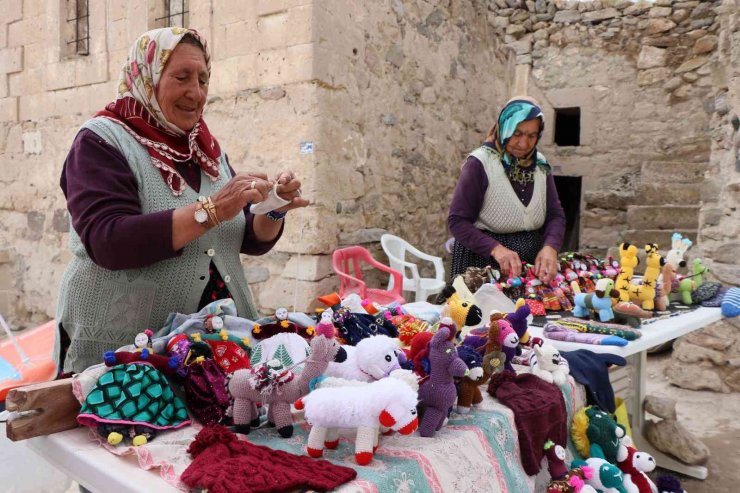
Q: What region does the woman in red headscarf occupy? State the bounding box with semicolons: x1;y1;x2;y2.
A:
56;28;307;373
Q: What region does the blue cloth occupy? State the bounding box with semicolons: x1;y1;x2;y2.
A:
561;349;626;414
722;287;740;318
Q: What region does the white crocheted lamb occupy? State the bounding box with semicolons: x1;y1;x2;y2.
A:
324;334;404;381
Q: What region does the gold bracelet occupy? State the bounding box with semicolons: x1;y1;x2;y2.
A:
203;196;220;226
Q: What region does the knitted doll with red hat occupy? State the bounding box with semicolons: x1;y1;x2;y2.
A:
417;320;469;437
181;425;357;493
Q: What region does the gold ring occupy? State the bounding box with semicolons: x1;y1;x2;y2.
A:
250;180;256;190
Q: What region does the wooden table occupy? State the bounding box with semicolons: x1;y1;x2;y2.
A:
528;306;723;479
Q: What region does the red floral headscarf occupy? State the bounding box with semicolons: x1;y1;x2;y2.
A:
96;27;220;196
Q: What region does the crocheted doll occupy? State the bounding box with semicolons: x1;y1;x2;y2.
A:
616;443;657;493
455;344;486;413
324;334;405;382
296;369;419;465
315;308;337;339
77;335;190;446
252;307;305;341
544;440;597;493
571;405;627;465
529;343;570;386
440;285;483;331
417;321;468;437
228;335;347;438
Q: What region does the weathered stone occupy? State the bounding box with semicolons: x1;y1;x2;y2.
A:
624;4;650;16
664;76;683;91
492;16;510;29
526;0;536;12
665;359;727;392
690;1;715;19
553;10;581;23
635;183;701;206
709;241;740;264
244;266;270;284
672;9;690;23
725;369;740;392
282;255;332;282
511;9;531;23
506;24;528;37
338;228;387;246
646;18;677;34
533;28;549;40
615;0;632;9
385;43;404;68
626;205;700;230
510;38;533;55
648;7;673;18
689;17;714;30
258;86;286;100
714;94;730;116
686;28;708;40
692;34;718;54
583;8;619;22
682;71;699;82
644;36;679;47
51;209;69;233
637;67;672;86
637;45;667;69
26;211;44;240
675;56;708;73
645;417;712;465
673;1;699;8
644;395;677;420
535;0;547;14
684;332;734;352
584;190;635;210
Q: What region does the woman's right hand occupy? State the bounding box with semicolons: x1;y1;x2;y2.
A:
211;172;272;221
492;245;522;278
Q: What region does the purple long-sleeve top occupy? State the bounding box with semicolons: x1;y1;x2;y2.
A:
60;128;282;271
448;145;566;258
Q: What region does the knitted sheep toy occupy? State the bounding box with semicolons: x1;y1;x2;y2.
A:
324;334;405;382
418;321;469;437
529;343;570;386
616;443;657;493
295;369;419;465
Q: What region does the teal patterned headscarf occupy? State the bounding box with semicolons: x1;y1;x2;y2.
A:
486;98;549;173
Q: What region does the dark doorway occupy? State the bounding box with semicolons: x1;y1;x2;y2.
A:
554;107;581;146
554;175;581;252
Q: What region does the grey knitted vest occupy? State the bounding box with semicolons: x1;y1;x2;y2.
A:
56;117;257;373
469;146;547;234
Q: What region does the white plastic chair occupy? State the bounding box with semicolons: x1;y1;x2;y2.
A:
380;234;446;302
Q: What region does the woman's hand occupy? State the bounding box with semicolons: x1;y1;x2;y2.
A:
211;172;271;221
492;245;522;278
534;245;559;284
273;171;309;212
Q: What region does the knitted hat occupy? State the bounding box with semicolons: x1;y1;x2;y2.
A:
487;370;567;475
181;425;357;493
561;349;626;414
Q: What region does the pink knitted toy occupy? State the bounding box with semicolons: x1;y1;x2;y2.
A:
417;319;468;437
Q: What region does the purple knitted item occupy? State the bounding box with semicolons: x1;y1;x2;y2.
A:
417;325;468;438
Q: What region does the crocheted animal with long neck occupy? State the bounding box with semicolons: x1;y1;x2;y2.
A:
417;321;468;437
228;335;346;438
627;244;663;311
616;243;639;303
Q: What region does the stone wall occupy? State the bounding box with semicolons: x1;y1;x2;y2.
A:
489;0;721;254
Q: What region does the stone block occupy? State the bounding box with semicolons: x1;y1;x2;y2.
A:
641;161;707;183
584;190;635;210
637;67;671;86
689;1;714;19
285;4;313;46
672;9;690;23
44;62;76;91
708;241;740;264
646;18;676;34
1;0;22;23
620;229;698;250
648;6;672;18
635;183;701;206
0;96;17;122
692;34;718;54
553;9;581;23
0;46;23;74
244;266;270;284
21;131;42;155
283;254;333;281
257;10;289;50
626;205;700;230
257;0;286;17
75;55;109;87
256;276;338;313
637;45;667;69
338;228;387;246
675;56;708;73
583;8;619;22
0;248;13;264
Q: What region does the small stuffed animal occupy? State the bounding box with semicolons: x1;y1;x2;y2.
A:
417;322;468;437
296;370;419;465
315;308;337;339
455;344;486;413
616;243;639;302
440;285;483;331
529;343;570;386
573;278;620;322
325;334;405;382
571;406;627;465
656;475;687;493
572;456;627;493
505;298;543;347
544;439;597;493
616;443;657;493
497;319;520;373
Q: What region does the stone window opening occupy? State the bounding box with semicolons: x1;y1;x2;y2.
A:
554;107;581;147
151;0;190;29
63;0;89;57
554;175;582;251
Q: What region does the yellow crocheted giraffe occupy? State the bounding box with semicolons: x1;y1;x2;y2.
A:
616;243;639;302
627;244;663;311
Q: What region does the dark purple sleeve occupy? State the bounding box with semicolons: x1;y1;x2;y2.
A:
224;160;284;256
447;156;499;257
61;129;177;270
542;173;566;251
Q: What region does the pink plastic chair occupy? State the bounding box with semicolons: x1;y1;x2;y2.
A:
332;246;406;305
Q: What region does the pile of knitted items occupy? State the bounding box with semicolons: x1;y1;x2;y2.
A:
487;370;568;475
544;322;629;346
180;425;357;493
561;350;626;414
701;285;729;307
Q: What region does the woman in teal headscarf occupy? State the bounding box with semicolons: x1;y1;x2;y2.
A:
448;97;566;283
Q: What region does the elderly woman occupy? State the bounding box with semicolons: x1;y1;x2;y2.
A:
448;97;566;283
55;28;307;373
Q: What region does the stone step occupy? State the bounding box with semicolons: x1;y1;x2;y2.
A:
619;229;698;251
626;205;700;230
633;182;702;206
641;162;708;184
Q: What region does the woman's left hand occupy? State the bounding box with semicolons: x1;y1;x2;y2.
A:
534;245;559;284
274;171;309;212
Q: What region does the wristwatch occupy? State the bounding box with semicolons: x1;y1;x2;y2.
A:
194;197;210;227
